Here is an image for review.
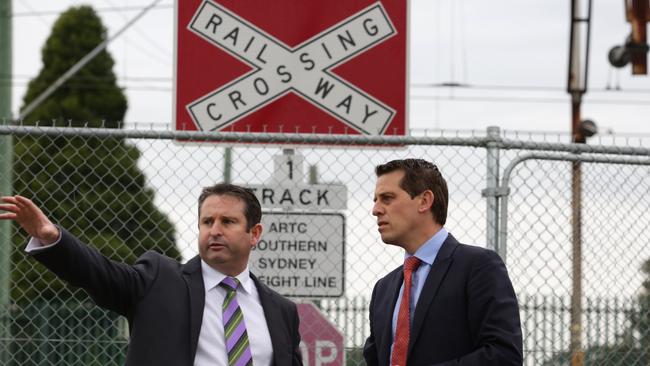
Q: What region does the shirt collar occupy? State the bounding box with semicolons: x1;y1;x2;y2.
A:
200;260;254;295
405;227;448;266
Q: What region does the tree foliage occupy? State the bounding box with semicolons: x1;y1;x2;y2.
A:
21;6;126;127
11;6;180;304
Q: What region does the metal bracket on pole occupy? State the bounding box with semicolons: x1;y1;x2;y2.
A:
481;187;511;198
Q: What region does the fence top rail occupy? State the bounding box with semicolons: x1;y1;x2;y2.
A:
498;138;650;157
0;125;490;147
1;125;649;156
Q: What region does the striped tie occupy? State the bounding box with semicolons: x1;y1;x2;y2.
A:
220;277;253;366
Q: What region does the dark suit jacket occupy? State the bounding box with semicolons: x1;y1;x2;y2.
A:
363;233;522;366
29;228;302;366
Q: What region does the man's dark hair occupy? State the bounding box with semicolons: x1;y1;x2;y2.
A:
375;158;448;225
198;183;262;231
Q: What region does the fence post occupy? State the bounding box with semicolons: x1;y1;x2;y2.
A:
0;0;13;364
223;147;232;183
483;126;501;255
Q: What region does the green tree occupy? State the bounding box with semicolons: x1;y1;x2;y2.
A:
10;5;180;304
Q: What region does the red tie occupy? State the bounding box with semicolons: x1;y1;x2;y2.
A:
391;256;422;366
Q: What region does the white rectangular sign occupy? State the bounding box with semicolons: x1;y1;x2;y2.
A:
251;212;345;297
247;184;347;210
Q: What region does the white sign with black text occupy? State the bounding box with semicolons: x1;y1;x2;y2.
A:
246;153;347;210
247;184;346;211
251;212;345;297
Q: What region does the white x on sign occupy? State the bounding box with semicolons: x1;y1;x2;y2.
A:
186;1;397;135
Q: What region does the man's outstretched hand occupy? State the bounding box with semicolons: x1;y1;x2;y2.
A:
0;195;60;244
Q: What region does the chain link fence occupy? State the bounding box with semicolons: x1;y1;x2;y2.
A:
0;124;649;365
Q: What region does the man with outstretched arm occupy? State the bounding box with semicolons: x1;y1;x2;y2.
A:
1;183;303;366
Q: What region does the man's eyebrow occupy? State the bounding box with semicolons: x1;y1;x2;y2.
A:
375;192;394;200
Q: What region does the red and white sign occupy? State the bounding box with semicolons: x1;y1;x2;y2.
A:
298;303;345;366
175;0;408;136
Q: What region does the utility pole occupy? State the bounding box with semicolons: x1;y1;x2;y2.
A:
0;0;12;363
567;0;592;365
628;0;649;74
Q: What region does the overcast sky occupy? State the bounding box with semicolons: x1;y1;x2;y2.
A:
10;0;650;137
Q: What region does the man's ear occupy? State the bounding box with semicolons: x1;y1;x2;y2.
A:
250;223;263;246
418;190;434;213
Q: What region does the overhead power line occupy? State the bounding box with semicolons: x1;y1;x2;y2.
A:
98;0;172;63
411;95;650;106
7;77;650;104
4;74;172;83
411;82;650;94
6;76;650;101
15;0;49;26
6;71;650;97
11;3;173;17
6;74;650;94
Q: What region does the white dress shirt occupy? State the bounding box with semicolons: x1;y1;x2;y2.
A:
194;261;273;366
25;234;60;252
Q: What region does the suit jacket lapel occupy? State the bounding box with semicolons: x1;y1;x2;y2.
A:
251;273;288;366
181;255;205;364
408;234;459;356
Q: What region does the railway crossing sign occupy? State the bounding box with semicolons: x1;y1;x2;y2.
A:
175;0;408;136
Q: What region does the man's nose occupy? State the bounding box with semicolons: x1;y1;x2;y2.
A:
372;202;382;216
209;222;222;236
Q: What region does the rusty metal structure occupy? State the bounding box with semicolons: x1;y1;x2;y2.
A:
609;0;649;75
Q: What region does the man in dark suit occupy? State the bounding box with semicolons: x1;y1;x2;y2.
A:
363;159;522;366
0;183;302;366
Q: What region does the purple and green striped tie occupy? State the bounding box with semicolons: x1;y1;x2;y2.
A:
220;277;253;366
